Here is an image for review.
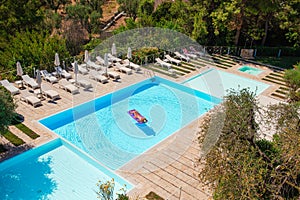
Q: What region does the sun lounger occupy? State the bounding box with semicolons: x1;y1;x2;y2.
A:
21;75;39;89
0;80;20;95
40;70;58;84
189;46;205;57
101;70;120;80
96;56;113;67
86;60;102;71
59;79;79;94
41;86;60;101
107;53;122;62
77;79;92;89
122;59;141;72
174;51;190;62
55;67;72;79
114;62;132;75
155;58;172;69
71;63;89;75
182;48;198;59
89;70;108;84
165;55;181;65
20;92;42;107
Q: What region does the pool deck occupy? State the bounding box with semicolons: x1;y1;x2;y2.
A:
0;62;283;199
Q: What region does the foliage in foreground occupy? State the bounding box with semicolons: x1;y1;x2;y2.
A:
284;62;300;102
0;87;17;133
198;89;300;199
96;178;129;200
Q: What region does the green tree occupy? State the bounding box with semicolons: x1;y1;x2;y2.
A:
42;0;71;13
0;30;69;75
66;0;103;37
211;0;251;46
117;0;139;21
284;62;300;102
276;0;300;47
0;0;44;39
198;88;300;199
0;87;17;133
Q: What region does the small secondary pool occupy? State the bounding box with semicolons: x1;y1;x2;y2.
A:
40;77;220;170
238;66;264;75
0;138;132;200
183;68;270;98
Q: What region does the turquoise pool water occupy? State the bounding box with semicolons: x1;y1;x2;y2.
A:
40;77;220;170
183;69;270;98
238;66;264;75
0;138;132;200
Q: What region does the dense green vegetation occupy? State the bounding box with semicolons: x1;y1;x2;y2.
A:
0;0;299;78
198;88;300;199
0;86;17;133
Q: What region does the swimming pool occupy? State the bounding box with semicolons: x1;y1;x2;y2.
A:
0;138;132;200
238;66;264;75
183;68;270;98
40;77;220;169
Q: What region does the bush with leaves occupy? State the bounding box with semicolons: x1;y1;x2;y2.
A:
96;178;129;200
284;62;300;102
198;88;300;199
0;86;17;133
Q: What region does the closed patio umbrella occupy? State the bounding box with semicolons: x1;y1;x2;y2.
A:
104;53;108;75
84;50;89;63
16;61;23;76
111;43;117;56
54;53;60;67
127;47;132;68
36;69;42;95
127;47;132;59
74;61;78;84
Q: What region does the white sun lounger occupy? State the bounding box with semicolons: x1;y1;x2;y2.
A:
77;79;92;89
41;84;60;101
165;55;181;65
96;56;113;67
114;62;132;75
174;51;190;62
101;70;120;80
20;93;42;107
86;61;102;71
182;48;198;59
122;59;141;72
89;70;108;83
55;67;72;79
0;80;20;95
40;70;58;84
59;79;79;94
155;58;172;69
107;53;122;62
21;75;39;89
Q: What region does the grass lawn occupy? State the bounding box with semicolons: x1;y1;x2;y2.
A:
255;56;300;69
1;130;24;146
15;123;40;139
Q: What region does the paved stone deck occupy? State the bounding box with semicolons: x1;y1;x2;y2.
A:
0;61;283;199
